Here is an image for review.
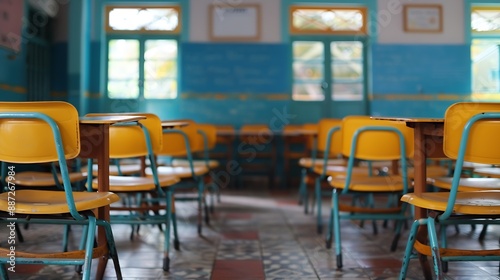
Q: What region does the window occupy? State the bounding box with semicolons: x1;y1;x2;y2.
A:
471;6;500;94
290;6;367;35
105;6;180;99
290;6;367;102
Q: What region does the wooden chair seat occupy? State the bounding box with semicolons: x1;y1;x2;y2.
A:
401;191;500;214
473;167;500;178
91;175;180;192
313;165;380;178
407;165;449;179
431;177;500;191
329;175;407;192
298;158;346;168
171;158;220;169
15;171;87;187
0;189;119;214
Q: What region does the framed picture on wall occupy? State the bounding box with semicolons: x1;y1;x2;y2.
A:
209;4;261;41
403;4;442;33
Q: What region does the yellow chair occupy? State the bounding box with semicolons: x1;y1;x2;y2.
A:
0;101;121;280
85;112;179;272
147;120;211;235
400;102;500;279
326;116;414;268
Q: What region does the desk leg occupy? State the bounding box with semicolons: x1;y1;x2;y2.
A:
414;124;432;280
80;124;111;280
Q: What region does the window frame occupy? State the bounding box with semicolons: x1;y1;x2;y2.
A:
289;6;368;35
105;5;182;34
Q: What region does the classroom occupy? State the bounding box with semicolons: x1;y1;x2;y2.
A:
1;0;500;279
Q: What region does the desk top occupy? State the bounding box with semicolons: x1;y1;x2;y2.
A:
161;120;191;128
371;117;444;123
80;115;145;124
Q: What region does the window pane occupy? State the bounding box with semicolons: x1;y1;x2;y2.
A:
108;7;179;32
293;62;323;80
144;79;177;99
332;62;363;81
331;41;362;60
293;41;324;60
471;39;500;93
108;61;139;79
144;39;178;99
293;83;324;101
108;40;139;59
292;7;366;34
331;83;363;101
108;81;139;99
472;8;500;33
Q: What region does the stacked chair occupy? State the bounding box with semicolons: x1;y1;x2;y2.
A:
325;116;414;268
400;102;500;279
0;101;122;280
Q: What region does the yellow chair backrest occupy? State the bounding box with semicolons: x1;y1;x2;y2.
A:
444;102;500;164
0;101;80;163
159;120;201;157
197;123;218;150
341;116;414;161
317;118;342;156
85;113;162;158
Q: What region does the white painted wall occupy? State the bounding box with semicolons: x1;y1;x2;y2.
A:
189;0;281;43
377;0;464;44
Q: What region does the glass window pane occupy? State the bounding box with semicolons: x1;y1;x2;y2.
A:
332;63;363;81
471;39;500;93
293;41;324;60
108;7;179;32
292;7;366;34
293;83;324;101
144;79;177;99
145;40;177;59
108;61;139;79
472;8;500;33
145;60;177;79
331;41;362;60
331;83;363;101
293;62;323;80
108;40;139;59
108;81;139;99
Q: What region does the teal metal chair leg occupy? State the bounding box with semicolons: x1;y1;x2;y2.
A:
172;209;180;250
62;224;70;252
325;190;335;249
298;168;307;206
399;220;421;279
332;189;342;268
75;225;89;274
427;217;443;279
197;179;204;235
315;177;323;234
440;224;448;272
82;216;97;280
164;190;173;272
98;220;122;279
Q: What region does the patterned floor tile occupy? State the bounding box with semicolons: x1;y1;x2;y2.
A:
216;239;261;259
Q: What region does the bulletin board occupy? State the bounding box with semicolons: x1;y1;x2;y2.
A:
0;0;24;52
403;4;442;33
209;4;261;41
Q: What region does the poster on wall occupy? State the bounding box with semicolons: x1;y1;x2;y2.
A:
209;4;260;41
0;0;24;52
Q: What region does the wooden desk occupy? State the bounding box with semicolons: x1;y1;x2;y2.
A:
373;117;444;280
79;115;145;279
161;120;191;129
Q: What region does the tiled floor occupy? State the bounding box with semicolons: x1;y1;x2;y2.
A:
3;181;500;280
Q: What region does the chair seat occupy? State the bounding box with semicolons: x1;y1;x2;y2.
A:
146;166;209;179
92;175;180;192
94;164;142;176
474;167;500;178
171;159;220;169
0;190;119;214
431;177;500;191
314;165;379;177
401;191;500;214
298;158;346;168
15;171;87;187
329;176;408;192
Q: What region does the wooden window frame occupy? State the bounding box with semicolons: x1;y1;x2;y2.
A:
105;5;181;34
290;6;368;35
